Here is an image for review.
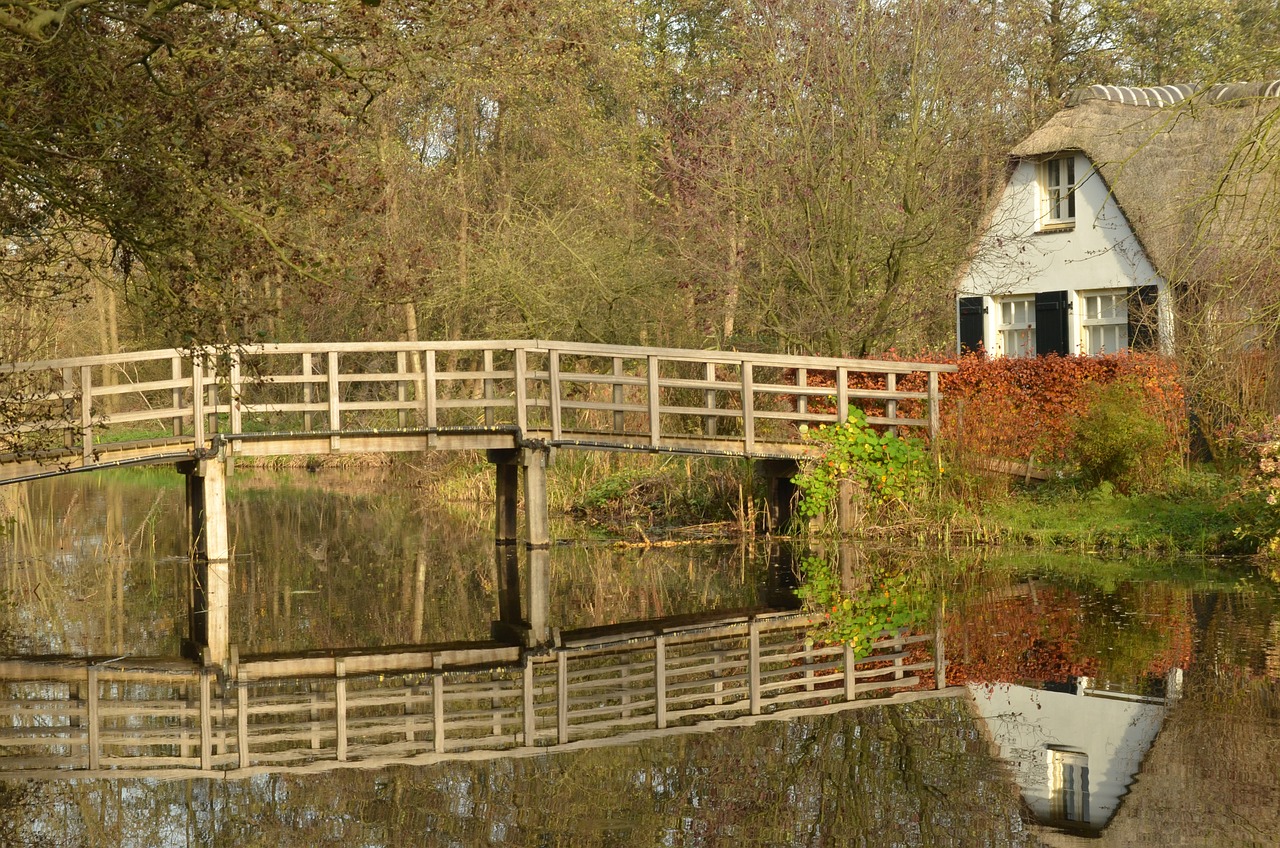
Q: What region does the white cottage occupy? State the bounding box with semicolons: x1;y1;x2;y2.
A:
957;81;1280;357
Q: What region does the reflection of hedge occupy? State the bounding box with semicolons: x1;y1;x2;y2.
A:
802;352;1186;468
945;582;1196;690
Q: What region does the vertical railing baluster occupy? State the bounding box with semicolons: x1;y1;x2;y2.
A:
934;605;947;689
704;361;717;438
612;357;625;434
522;658;535;747
928;370;941;443
655;635;667;730
335;658;347;761
843;642;856;701
557;652;569;744
647;355;660;448
397;351;408;429
886;372;897;436
837;366;849;424
236;684;249;769
302;353;313;432
433;673;445;754
86;666;99;770
483;349;495;427
748;619;761;715
549;350;562;441
514;348;528;434
424;350;438;437
62;366;75;449
171;356;183;437
742;361;755;455
193;355;205;446
796;367;808;419
79;365;93;461
228;349;242;436
199;671;212;770
327;350;340;451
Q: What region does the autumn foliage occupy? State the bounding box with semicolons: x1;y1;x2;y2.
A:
802;352;1186;471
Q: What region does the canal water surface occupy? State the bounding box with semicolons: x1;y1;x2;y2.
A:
1;468;1277;846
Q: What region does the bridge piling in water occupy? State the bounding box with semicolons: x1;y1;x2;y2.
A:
180;451;231;668
489;446;553;645
758;459;799;534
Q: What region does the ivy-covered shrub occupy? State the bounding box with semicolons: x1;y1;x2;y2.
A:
791;407;933;529
796;556;931;659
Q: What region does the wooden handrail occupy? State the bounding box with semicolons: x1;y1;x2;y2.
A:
0;340;956;480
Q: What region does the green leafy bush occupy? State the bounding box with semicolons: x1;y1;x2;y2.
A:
1069;379;1173;494
796;556;931;659
791;407;933;527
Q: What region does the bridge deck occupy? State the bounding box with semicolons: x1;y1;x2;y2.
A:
0;340;955;483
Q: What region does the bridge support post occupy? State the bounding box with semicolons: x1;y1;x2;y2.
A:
757;459;799;535
488;449;520;545
181;453;231;668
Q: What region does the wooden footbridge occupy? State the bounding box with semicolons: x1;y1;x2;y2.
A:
0;340;956;667
0;608;955;781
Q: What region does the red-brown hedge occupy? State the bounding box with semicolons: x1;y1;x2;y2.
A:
801;352;1186;468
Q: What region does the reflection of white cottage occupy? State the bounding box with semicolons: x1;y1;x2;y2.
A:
956;81;1280;358
967;678;1179;836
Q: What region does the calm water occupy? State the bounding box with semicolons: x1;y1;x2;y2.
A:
1;468;1278;847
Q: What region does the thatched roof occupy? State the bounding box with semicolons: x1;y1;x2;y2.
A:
1009;83;1280;284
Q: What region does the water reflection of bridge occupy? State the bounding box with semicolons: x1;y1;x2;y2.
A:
0;609;951;780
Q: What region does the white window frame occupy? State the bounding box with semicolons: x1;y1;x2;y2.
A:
1080;289;1128;355
997;296;1036;358
1048;747;1090;825
1040;155;1077;231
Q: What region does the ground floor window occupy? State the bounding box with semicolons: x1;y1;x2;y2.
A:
1081;290;1128;355
998;296;1036;357
1049;747;1091;825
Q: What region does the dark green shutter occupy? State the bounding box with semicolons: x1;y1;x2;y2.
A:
1127;285;1160;350
1035;290;1070;356
958;297;985;354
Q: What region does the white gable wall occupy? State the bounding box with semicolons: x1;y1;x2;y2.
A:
957;152;1172;356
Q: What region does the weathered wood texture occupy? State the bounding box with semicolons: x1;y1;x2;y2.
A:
0;341;955;483
0;612;946;779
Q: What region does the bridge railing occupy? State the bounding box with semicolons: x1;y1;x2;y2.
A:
0;341;956;468
0;612;947;778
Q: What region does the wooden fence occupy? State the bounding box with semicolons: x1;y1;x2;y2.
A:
0;612;948;779
0;341;956;481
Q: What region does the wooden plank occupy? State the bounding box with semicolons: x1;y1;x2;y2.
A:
397;351;408;429
742;362;754;454
704;362;718;437
836;367;848;424
171;356;184;437
646;355;660;448
557;653;569;744
885;372;898;434
612;357;626;433
483;349;495;427
514;348;528;433
326;350;340;451
86;667;99;770
655;636;667;730
748;620;761;716
199;672;213;771
433;674;445;754
844;643;856;701
302;352;314;431
928;370;940;441
549;350;562;441
80;365;93;460
237;685;250;769
335;659;347;762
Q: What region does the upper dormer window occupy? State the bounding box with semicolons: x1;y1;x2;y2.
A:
1041;156;1076;230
